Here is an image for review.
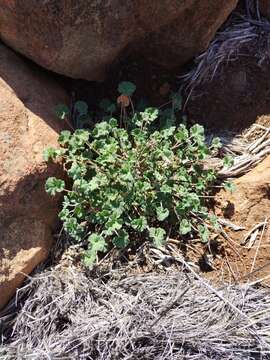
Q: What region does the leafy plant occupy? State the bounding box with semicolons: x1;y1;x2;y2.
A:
45;102;226;266
55;101;90;130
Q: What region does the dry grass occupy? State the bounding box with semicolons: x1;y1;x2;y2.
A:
1;265;270;360
182;5;270;103
204;124;270;178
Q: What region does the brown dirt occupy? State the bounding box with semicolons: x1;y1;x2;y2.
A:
186;57;270;132
184;222;270;287
187;155;270;287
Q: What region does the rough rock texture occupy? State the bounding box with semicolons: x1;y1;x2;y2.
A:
0;0;237;80
217;156;270;227
0;44;68;310
214;156;270;283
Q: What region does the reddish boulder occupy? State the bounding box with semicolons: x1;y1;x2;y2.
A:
0;44;68;309
0;0;237;80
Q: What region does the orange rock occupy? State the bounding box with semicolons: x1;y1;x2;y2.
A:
210;157;270;284
0;44;68;309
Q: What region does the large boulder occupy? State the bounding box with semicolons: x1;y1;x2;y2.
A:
0;0;237;80
0;44;68;309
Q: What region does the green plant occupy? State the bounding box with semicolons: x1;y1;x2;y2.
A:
45;100;229;266
55;100;91;129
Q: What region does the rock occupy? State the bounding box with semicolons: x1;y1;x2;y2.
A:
0;44;68;309
216;156;270;228
134;0;238;69
0;0;237;81
214;156;270;283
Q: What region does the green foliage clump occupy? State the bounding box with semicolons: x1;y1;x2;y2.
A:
45;102;225;266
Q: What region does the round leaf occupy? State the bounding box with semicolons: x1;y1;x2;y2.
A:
45;177;65;196
113;230;130;249
55;104;69;120
74;101;88;115
118;81;136;96
179;219;192;235
149;227;166;248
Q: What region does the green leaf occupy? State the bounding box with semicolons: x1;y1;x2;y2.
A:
88;233;107;252
105;216;123;235
118;81;136;96
109;118;118;128
160;126;175;139
179;219;192;235
131;128;146;143
74;129;90;143
74;101;88;115
99;98;111;111
68;162;87;180
84;234;107;267
198;224;209;244
55;104;69;120
84;252;96;267
63;217;84;241
211;137;222;150
224;181;236;193
174;124;189;142
92;121;110;138
209;215;220;230
223;155;234;168
88;177;99;191
161;108;175;124
59;207;70;221
130;217;147;232
45;177;65;196
156;205;169;222
76;114;91;128
160;184;172;194
58;130;71;145
190;124;204;141
99;98;116;113
43;147;57;162
141;107;159;124
149;227;166;248
113;229;130;249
